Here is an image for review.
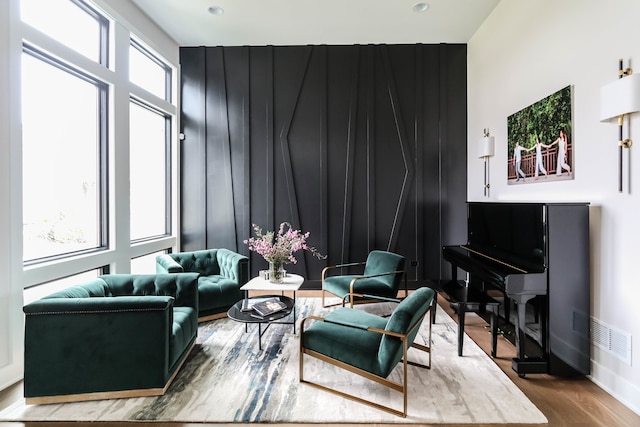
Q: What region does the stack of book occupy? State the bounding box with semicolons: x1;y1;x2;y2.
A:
240;297;287;317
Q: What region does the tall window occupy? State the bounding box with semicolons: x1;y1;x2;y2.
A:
129;100;170;241
21;48;107;263
21;0;109;265
129;39;172;242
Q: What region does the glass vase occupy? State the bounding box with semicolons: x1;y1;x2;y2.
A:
269;261;285;283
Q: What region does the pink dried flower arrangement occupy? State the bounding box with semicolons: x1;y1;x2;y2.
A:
244;222;325;265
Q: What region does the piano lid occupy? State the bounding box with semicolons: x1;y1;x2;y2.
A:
467;202;546;273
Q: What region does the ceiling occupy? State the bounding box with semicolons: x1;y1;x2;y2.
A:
130;0;500;47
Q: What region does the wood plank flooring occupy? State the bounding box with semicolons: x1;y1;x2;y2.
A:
1;293;638;426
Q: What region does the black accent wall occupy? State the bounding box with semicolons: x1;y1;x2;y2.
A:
179;44;467;287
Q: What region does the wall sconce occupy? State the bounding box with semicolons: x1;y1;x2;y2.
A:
600;59;640;192
478;128;495;197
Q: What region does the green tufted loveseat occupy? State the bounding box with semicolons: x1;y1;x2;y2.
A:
156;248;249;321
22;273;198;404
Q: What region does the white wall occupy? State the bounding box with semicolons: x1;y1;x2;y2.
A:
468;0;640;414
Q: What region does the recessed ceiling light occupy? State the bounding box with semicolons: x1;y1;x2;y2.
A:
412;3;429;13
208;6;224;16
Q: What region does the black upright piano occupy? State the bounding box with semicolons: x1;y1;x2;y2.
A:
443;202;590;377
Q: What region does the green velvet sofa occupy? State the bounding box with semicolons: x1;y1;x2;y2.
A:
22;273;199;404
156;248;249;321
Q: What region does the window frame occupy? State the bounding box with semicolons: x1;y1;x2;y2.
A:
130;37;172;102
129;97;172;243
72;0;110;66
21;44;110;266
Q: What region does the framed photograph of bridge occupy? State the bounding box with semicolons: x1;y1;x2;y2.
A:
507;85;573;184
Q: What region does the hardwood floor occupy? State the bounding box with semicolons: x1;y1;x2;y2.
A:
435;295;639;427
1;293;638;426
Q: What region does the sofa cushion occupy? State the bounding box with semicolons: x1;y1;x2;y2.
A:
197;275;243;312
303;309;388;376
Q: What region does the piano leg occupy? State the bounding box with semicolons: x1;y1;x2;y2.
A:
457;308;466;357
489;305;498;358
511;294;548;377
513;295;532;360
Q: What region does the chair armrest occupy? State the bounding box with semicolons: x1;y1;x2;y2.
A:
156;254;184;273
351;270;405;280
167;273;199;308
216;248;249;285
321;261;366;280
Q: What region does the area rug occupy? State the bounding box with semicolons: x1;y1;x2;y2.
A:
0;298;547;424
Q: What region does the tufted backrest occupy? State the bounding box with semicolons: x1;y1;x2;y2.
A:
101;274;199;307
363;250;406;289
42;274;200;308
42;279;110;299
169;249;220;276
377;287;434;377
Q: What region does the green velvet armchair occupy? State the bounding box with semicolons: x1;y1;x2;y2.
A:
300;287;435;417
321;250;407;308
156;248;249;321
23;273;199;404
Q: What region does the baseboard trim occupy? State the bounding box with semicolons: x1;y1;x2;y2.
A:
589;359;640;416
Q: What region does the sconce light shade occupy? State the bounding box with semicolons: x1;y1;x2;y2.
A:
600;73;640;122
478;136;495;158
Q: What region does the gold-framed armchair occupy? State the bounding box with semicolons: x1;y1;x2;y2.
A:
321;250;407;308
299;287;435;417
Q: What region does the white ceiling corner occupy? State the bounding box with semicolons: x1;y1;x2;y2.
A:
129;0;501;47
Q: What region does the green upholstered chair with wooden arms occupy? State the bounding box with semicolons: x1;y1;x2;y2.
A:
321;250;407;308
300;287;435;417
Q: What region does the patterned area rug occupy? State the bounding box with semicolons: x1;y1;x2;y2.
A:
0;298;547;424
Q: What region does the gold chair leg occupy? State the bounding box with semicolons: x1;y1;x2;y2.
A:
300;348;408;417
321;289;345;308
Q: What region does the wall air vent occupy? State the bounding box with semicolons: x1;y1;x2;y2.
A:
591;317;632;366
